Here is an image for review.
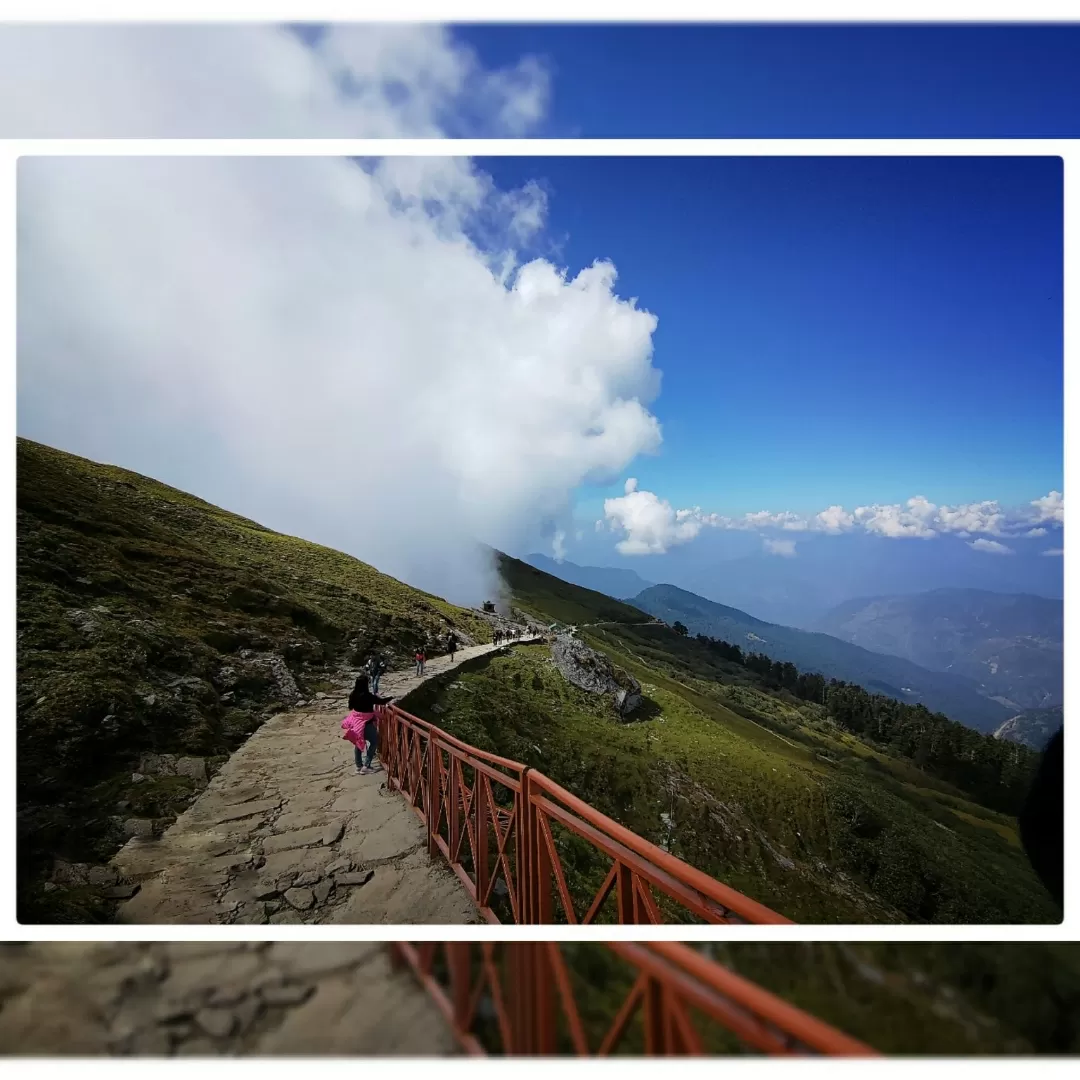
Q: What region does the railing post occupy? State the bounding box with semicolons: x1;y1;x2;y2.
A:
615;863;636;924
448;753;460;865
641;976;668;1054
427;731;441;857
475;774;490;910
446;942;472;1039
519;770;533;924
506;942;557;1054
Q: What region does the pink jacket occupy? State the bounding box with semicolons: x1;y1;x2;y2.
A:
341;710;376;749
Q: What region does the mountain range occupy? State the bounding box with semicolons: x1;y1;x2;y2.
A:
623;584;1013;732
816;589;1062;712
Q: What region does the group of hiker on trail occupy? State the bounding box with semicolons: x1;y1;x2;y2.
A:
342;626;529;775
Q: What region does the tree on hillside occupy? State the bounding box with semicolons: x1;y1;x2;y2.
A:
672;620;689;637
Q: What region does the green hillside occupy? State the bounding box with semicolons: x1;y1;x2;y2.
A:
627;583;1012;732
400;554;1058;924
16;437;492;918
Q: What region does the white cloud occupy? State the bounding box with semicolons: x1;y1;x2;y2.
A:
603;485;702;555
1026;527;1048;537
815;505;855;533
763;538;797;557
552;530;567;563
18;154;662;605
1041;547;1064;557
968;539;1015;555
1031;490;1064;524
0;24;550;138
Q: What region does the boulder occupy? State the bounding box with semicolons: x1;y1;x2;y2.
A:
550;635;643;717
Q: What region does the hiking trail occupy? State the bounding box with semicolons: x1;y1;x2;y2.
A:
0;942;452;1055
110;637;539;924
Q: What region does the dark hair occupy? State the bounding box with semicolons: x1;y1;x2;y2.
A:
352;675;370;696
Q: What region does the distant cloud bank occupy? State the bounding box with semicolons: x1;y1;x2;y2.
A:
600;484;1064;556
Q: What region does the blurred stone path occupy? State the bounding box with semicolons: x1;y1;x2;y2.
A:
111;636;540;924
0;942;453;1056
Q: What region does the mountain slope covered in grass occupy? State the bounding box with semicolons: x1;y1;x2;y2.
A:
400;554;1056;924
16;437;493;918
625;583;1012;733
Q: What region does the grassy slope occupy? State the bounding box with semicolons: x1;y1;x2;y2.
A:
16;437;492;916
558;942;1080;1055
402;555;1057;924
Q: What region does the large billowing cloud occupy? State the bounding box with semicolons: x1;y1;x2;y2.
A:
18;156;660;604
0;23;549;137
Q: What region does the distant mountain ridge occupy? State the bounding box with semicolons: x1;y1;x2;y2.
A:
816;588;1062;711
525;553;654;600
625;583;1012;733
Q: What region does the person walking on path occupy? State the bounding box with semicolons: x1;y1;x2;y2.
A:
343;676;392;775
447;633;458;662
366;652;386;694
415;646;426;677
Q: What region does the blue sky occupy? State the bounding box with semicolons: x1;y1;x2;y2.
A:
481;155;1063;523
459;23;1080;137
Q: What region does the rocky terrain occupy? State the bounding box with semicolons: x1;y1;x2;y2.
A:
0;942;453;1056
551;633;643;716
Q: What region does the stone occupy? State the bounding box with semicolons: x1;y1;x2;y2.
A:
252;879;281;900
312;879;333;905
153;999;195;1023
42;881;57;892
126;1028;172;1056
105;883;140;900
122;817;154;839
293;870;322;887
320;820;345;846
333;870;374;888
138;753;178;777
261;825;330;855
208;985;249;1008
194;1007;238;1039
325;858;353;877
207;798;281;825
315;692;328;700
131;772;147;784
283;887;315;911
232;997;263;1033
258;982;314;1008
175;756;207;782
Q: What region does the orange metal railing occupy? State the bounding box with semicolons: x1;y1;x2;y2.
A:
390;941;877;1056
379;704;791;924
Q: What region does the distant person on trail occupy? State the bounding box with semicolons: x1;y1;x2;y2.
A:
447;633;458;662
494;629;502;647
366;652;386;694
415;647;426;677
342;676;392;775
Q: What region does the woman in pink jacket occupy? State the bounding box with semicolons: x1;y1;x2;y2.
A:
342;676;392;774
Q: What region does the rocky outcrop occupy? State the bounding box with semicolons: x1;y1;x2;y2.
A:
550;635;642;718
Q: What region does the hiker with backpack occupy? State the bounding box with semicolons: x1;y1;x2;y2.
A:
367;652;386;694
341;676;392;775
447;633;458;662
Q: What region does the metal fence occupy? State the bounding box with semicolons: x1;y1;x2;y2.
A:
379;704;791;924
390;942;877;1056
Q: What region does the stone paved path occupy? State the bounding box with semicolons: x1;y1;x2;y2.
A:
111;637;540;924
0;942;454;1055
